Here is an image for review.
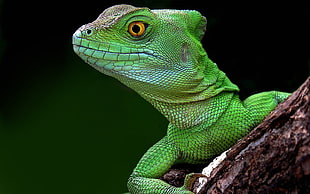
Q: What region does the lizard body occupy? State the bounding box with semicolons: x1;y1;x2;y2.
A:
72;5;290;193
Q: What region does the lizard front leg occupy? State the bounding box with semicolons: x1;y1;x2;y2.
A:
127;136;193;194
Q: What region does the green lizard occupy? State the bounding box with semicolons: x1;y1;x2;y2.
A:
72;4;290;194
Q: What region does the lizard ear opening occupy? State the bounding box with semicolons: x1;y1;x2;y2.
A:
184;10;207;41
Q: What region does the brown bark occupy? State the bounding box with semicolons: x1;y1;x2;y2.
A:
162;77;310;194
194;77;310;193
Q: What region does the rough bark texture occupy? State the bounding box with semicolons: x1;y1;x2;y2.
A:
194;77;310;193
162;77;310;193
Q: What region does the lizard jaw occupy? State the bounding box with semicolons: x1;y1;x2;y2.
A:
72;29;154;74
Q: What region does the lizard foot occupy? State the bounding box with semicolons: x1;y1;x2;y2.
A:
182;173;208;193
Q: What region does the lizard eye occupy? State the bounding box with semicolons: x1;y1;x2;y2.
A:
128;22;147;37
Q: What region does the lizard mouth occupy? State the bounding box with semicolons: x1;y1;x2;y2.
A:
73;44;147;72
72;32;155;73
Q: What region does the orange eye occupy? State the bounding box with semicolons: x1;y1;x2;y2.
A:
128;22;146;37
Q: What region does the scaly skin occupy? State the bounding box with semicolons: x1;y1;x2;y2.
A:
72;4;290;193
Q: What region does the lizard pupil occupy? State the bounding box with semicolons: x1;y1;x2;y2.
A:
128;22;146;37
132;24;141;34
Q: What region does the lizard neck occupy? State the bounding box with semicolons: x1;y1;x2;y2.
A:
138;59;240;129
145;92;236;129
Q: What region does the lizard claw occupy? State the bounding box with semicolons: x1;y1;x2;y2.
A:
182;173;208;192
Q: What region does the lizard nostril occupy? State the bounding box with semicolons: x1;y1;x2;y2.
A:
86;29;92;35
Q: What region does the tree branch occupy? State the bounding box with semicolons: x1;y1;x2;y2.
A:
161;77;310;194
194;77;310;193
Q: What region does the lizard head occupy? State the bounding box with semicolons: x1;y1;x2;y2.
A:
73;4;212;102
